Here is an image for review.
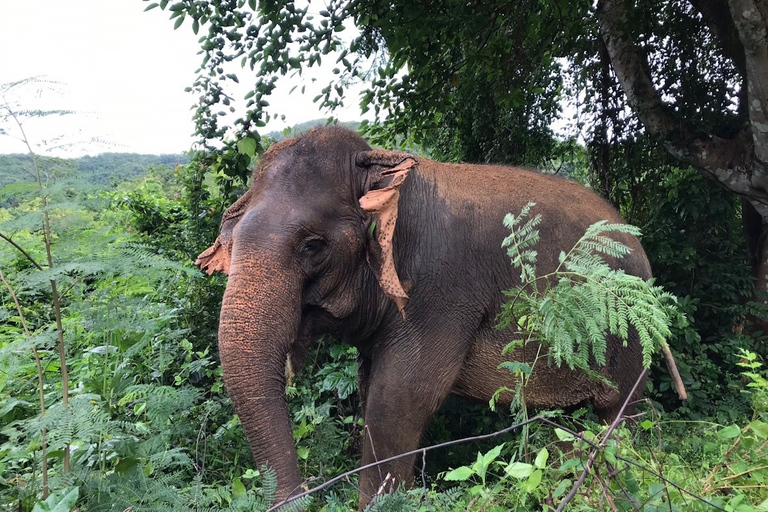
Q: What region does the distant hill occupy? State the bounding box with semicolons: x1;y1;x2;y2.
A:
265;119;361;141
0;120;362;195
0;153;189;189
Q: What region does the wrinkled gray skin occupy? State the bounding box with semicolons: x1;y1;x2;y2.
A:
196;127;650;509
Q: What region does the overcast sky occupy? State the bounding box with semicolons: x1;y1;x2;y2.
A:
0;0;362;156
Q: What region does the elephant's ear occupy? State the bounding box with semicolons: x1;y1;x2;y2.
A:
195;189;254;275
356;150;418;318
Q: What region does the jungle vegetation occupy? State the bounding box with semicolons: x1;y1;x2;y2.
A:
3;0;768;509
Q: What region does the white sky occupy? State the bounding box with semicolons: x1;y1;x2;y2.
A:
0;0;363;156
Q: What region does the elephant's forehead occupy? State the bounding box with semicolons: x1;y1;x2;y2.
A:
261;150;336;183
250;165;353;220
255;152;352;203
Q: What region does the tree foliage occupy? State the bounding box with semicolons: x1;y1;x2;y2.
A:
146;0;759;184
498;206;680;372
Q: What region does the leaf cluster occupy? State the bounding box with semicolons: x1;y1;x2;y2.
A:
497;203;682;374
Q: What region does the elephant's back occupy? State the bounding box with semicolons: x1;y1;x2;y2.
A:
417;159;623;225
414;158;651;281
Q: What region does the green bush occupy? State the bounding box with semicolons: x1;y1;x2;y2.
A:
635;168;766;421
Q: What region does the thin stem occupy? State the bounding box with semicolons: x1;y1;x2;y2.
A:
3;96;71;473
555;369;648;512
0;232;44;270
0;269;48;498
268;416;545;512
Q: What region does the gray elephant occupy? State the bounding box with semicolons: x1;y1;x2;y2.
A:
196;126;663;508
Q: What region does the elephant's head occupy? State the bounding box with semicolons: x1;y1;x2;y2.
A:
194;127;417;499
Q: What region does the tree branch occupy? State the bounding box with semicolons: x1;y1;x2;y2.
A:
688;0;746;79
0;269;48;498
0;232;44;270
729;0;768;163
597;0;768;215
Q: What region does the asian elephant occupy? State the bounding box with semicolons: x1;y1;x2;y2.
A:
195;126;665;508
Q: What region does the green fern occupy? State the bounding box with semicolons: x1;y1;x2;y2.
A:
366;487;422;512
501;202;542;284
498;203;682;373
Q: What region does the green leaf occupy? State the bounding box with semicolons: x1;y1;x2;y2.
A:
233;477;246;497
480;444;504;467
242;468;261;479
115;457;141;477
505;461;534;479
554;428;575;442
32;487;79;512
237;137;257;157
0;397;26;417
522;469;543;493
498;361;532;376
444;466;474;481
559;458;583;472
648;481;666;499
552;479;571;498
751;420;768;439
718;424;742;440
534;447;548;469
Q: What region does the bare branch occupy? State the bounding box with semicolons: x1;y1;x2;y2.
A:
555;369;648;511
0;232;44;270
267;416;545;512
0;269;48;498
597;0;768;215
267;373;721;512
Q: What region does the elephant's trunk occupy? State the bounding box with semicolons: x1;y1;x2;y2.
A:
218;248;303;501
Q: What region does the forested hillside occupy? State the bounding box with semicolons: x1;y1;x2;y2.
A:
264;119;360;141
0;152;188;189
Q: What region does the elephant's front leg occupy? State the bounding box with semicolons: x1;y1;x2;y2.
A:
357;334;467;509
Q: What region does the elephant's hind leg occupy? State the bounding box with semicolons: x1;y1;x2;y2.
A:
592;333;647;423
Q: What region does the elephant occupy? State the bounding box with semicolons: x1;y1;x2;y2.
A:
195;126;672;508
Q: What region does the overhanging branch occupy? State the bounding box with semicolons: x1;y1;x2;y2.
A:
596;0;768;214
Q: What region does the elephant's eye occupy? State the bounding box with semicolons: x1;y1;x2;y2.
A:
300;237;327;255
299;237;330;272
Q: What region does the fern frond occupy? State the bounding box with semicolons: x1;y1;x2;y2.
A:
261;465;278;504
502;202;542;284
499;204;683;374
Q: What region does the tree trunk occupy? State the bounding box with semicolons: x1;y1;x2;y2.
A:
596;0;768;296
